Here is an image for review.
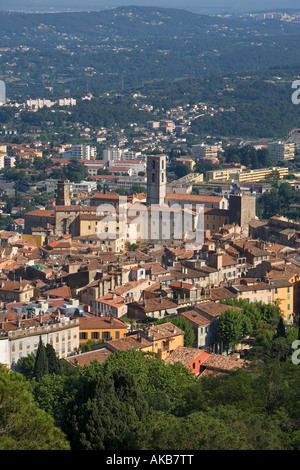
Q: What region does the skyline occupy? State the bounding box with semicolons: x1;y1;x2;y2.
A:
0;0;300;15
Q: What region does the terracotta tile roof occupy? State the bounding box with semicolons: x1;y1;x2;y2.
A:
0;313;56;333
25;210;55;217
209;287;237;301
65;348;112;367
201;354;247;372
180;310;213;327
104;334;152;351
232;279;292;292
111;279;150;296
165;347;210;367
165;193;223;203
55;205;96;212
134;297;178;313
170;281;194;290
96;293;125;308
146;322;184;341
222;253;238;267
0;280;33;292
91;193;123;200
195;301;242;318
78;316;128;330
43;286;72;299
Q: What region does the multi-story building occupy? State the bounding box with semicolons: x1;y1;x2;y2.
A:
4;156;15;168
204;208;229;234
268;142;295;162
0;313;80;369
102;147;124;162
70;144;97;160
108;159;146;175
165;193;228;210
0;80;6;105
192;144;219;159
229;278;294;323
0;280;35;303
94;322;184;360
238;166;289;182
78;317;128;345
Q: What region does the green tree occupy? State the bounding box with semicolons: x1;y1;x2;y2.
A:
102;350;197;414
276;317;286;339
16;352;36;380
46;343;62;375
217;309;245;352
33;338;49;381
154;316;195;347
0;365;70;450
64;158;89;183
62;368;148;450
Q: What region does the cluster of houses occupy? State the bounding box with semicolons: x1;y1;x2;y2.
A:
0;154;299;376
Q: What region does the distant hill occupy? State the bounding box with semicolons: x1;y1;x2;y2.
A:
1;6;300;97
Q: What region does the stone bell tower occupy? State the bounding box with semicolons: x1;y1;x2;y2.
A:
56;179;71;206
146;154;166;206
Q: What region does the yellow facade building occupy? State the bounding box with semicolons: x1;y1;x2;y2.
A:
78;316;129;345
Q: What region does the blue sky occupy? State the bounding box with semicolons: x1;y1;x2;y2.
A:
0;1;299;14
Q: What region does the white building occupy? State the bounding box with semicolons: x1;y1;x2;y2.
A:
108;160;146;175
71;181;97;194
103;148;125;162
0;81;6;105
0;316;80;369
4;156;15;168
192;144;219;159
57;98;76;106
62;145;97;160
268;141;295;162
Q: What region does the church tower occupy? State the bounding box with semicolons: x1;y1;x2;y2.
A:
56;179;71;206
146;155;166;206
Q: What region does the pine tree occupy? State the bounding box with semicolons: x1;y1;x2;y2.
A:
33;338;49;381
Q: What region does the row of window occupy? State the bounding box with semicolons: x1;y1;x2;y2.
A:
79;331;120;341
12;341;73;364
206;215;223;221
11;330;74;352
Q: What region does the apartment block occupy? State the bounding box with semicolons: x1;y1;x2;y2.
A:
268;142;295;162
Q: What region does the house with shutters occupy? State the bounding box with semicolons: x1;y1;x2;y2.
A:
78;316;129;345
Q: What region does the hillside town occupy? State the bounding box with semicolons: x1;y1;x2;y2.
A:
3;4;300;452
0;135;299;376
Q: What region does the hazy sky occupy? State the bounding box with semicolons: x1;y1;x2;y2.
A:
0;0;299;14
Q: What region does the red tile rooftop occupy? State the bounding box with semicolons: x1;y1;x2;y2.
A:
65;348;113;367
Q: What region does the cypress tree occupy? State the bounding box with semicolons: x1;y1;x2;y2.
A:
33;338;49;381
276;317;286;339
45;343;62;375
